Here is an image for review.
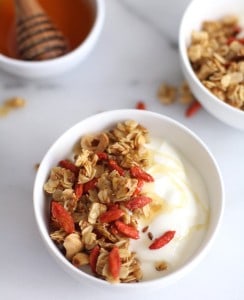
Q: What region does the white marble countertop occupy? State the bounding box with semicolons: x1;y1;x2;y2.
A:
0;1;244;299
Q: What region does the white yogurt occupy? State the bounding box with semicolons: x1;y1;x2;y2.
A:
130;138;209;280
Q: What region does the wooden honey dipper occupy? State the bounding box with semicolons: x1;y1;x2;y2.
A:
14;0;69;61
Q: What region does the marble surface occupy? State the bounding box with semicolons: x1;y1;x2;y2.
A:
0;1;244;299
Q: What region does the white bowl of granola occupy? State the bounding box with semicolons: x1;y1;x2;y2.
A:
33;109;224;291
179;0;244;130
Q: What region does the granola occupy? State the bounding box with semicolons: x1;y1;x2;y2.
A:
0;96;26;117
44;120;163;283
187;15;244;110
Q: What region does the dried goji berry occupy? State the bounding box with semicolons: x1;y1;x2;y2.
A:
130;166;154;182
115;221;139;239
74;183;83;199
59;159;79;175
107;203;119;210
100;209;125;223
108;246;121;280
125;195;152;210
227;36;244;45
133;179;144;196
51;201;75;234
83;178;98;193
108;160;125;176
96;152;108;160
136;101;146;110
149;230;176;249
89;245;100;274
185;100;201;117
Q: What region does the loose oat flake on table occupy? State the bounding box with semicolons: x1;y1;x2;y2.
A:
43;120;178;284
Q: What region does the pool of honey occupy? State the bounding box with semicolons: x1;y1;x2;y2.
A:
0;0;95;59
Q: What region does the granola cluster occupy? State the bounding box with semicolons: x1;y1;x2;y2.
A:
187;15;244;109
0;96;26;117
44;120;156;283
157;81;195;105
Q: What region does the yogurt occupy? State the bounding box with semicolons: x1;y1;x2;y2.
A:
130;138;209;280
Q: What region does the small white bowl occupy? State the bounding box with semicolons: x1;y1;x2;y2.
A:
179;0;244;130
0;0;105;79
33;109;224;292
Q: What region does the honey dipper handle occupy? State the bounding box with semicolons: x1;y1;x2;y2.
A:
15;0;44;19
14;0;69;61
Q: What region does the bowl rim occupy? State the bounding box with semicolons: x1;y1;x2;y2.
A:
179;0;244;117
0;0;105;68
33;109;225;289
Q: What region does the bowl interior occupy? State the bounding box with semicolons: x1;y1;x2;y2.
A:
33;109;224;289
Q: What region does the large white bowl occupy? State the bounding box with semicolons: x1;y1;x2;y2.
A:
0;0;105;79
33;109;224;292
179;0;244;130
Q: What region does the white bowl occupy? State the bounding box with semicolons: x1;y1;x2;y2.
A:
33;109;224;292
0;0;105;79
179;0;244;130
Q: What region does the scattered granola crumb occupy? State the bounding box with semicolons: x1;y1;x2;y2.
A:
155;261;168;271
0;96;26;118
157;83;177;104
35;163;40;171
157;81;200;117
179;81;195;105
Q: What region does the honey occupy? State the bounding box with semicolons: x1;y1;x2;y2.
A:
0;0;95;59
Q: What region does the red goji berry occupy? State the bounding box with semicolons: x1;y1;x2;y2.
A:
96;152;108;160
59;159;79;175
133;179;144;196
227;36;244;45
130;166;154;182
185;100;201;117
74;183;83;199
51;201;75;234
149;230;176;250
115;221;139;239
125;195;152;210
108;160;125;176
108;246;121;280
136;101;146;110
83;178;98;193
89;245;100;274
100;208;125;223
107;203;119;210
